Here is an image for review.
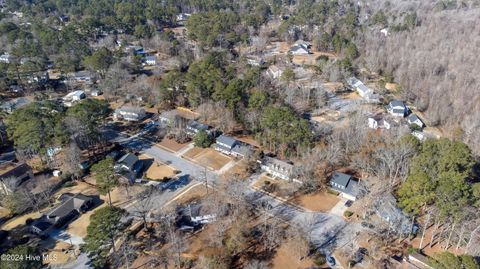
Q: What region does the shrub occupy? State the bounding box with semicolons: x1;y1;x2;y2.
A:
344;210;354;218
193;130;213;148
314;253;326;266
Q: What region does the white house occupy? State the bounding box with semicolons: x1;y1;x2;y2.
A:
267;65;283;79
412;130;427;141
246;57;265;66
407;113;425;128
145;55;156;66
346;77;376;100
0;53;13;64
114;106;146;122
63;90;85;106
289;44;310;55
214;135;252;158
260;157;299;183
368;114;392;130
387;100;408;117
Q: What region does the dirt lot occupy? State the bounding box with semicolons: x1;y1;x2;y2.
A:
293;192;340;213
235;135;260;148
1;211;41;231
293;51;338;65
183;147;231;171
139;154;176;181
43;241;78;265
157;138;190;152
272;243;319;269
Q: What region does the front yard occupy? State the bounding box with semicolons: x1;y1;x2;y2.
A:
183;147;232;171
139;154;176;181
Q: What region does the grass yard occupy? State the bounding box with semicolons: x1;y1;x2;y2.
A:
183;146;206;159
1;211;41;231
194;149;231;171
157;138;190;152
140;154;176;181
293;191;340;213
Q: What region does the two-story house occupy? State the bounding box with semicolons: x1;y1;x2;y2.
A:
329;172;359;201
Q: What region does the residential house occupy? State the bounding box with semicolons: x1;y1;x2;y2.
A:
91;90;102;97
0;97;31;113
0;162;34;195
26;71;49;84
387;100;408;117
329;172;359;201
62;90;86;107
267;65;283;79
289;41;310;55
246;57;265;66
346;77;379;102
114;106;146;122
411;130;427;141
367;114;392;130
185;120;209;136
0;53;13;64
125;45;145;56
214;135;252;158
375;193;412;234
176;13;191;25
145;55;157;66
31;193;94;235
407;113;425;128
289;45;309;55
260;156;298;182
115;153;143;182
68;71;92;83
407;253;434;269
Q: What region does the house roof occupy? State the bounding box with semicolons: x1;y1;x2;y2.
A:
389;100;405;108
116;106;145;115
146;56;156;61
187;120;208;131
0;162;31;182
392;108;405;115
289;45;309;53
216;135;237;148
0;97;31;111
47;194;92;219
330;172;352;188
231;144;252;156
407;113;421;122
118;153;139;170
31;219;52;231
263;157;294;172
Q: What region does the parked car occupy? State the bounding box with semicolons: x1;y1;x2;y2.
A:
326;255;336;266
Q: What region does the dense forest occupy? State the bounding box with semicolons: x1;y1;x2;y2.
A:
358;0;480;155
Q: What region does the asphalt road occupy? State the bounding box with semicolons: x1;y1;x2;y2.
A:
110;130;347;251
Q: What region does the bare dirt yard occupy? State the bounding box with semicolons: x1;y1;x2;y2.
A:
183;147;231;171
293;192;340;213
272;243;320;269
157;138;190;153
1;211;41;231
292;51;338;65
139;154;176;181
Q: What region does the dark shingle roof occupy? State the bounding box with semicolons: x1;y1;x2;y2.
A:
47;194;92;219
118;153;139;170
216;135;237;148
187;120;208;131
407;113;420;122
330;172;352;188
389;100;405;108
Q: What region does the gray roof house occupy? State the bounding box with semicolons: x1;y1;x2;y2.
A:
32;193;94;235
114;106;146;122
186;120;209;136
260;157;299;182
289;44;310;55
0;97;31;113
145;55;156;65
330;172;358;201
387;100;407;117
407;113;425;128
215;135;252;158
116;153;142;173
0;162;34;195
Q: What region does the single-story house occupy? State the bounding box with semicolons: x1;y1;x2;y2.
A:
125;45;145;56
145;55;157;66
387;100;408;117
185;120;209;136
0;162;34;195
407;113;425;128
31;193;94;235
260;157;298;182
63;90;85;101
246;57;265;66
411;130;427;141
0;97;31;113
289;44;310;55
267;65;283;79
68;71;92;83
329;172;359;201
114;106;146;122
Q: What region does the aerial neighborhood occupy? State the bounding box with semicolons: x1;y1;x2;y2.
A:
0;1;479;269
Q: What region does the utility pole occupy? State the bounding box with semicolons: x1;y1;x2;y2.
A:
204;166;208;194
